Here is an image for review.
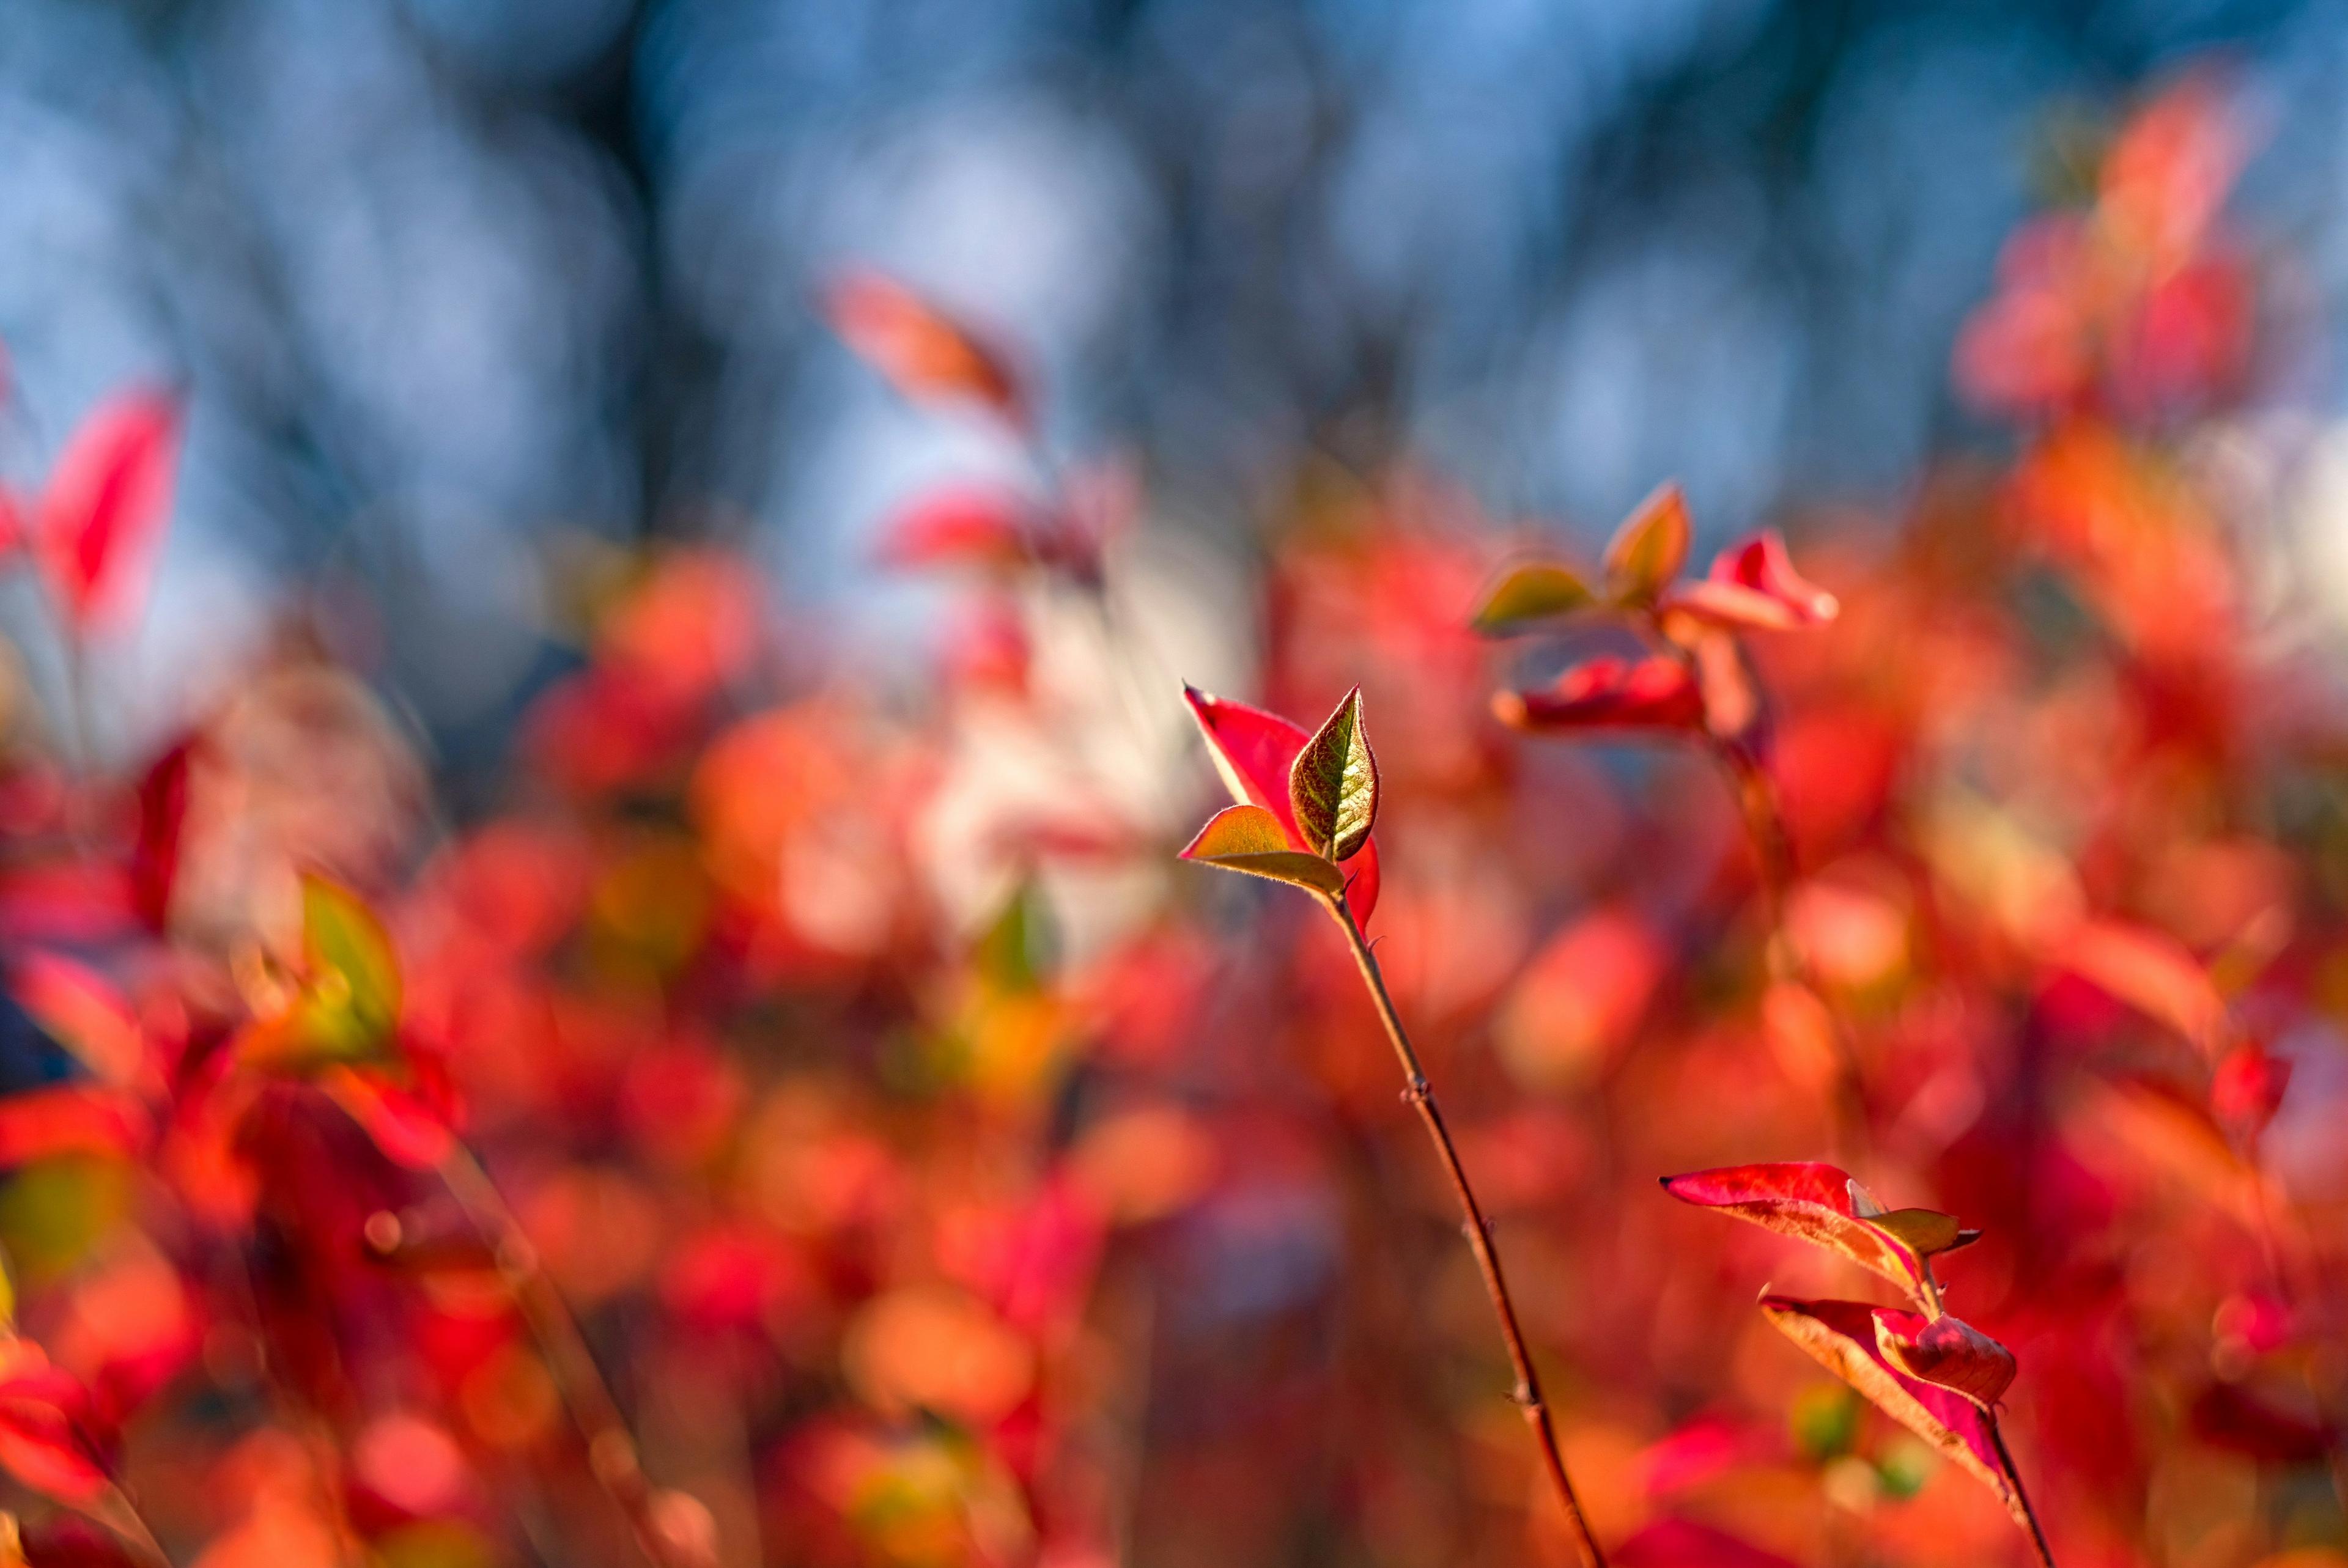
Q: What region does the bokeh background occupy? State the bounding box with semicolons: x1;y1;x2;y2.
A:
4;7;2348;1568
16;0;2348;767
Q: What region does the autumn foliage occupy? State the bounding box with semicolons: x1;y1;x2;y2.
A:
0;67;2333;1568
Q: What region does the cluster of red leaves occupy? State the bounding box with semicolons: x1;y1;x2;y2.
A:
0;65;2328;1568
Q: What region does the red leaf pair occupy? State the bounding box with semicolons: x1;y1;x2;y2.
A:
1759;1296;2029;1529
1664;1163;2033;1534
1177;686;1381;924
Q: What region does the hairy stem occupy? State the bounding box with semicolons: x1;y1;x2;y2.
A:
1985;1413;2059;1568
1715;740;1870;1165
1318;892;1607;1567
437;1144;703;1568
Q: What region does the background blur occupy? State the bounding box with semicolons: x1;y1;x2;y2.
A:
2;7;2347;1568
18;0;2348;772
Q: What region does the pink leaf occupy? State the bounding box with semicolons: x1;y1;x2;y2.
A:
1663;531;1840;632
35;388;182;633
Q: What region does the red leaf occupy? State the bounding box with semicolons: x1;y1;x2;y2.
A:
0;1341;107;1506
1663;531;1840;632
1759;1295;2028;1529
1874;1312;2018;1407
0;1087;147;1169
2209;1041;2292;1139
822;270;1027;428
130;738;194;933
875;488;1043;573
1661;1161;1959;1308
1493;655;1705;735
35;388;182;633
320;1066;455;1172
1181;685;1380;924
875;487;1100;583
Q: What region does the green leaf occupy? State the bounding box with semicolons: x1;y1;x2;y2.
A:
1869;1207;1979;1257
976;881;1055;994
1178;805;1345;896
291;873;402;1062
1469;561;1594;636
1603;482;1691;604
1287;688;1378;861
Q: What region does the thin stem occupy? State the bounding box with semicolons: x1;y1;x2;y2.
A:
93;1481;174;1568
1985;1413;2059;1568
1714;740;1869;1165
1318;892;1607;1568
436;1144;702;1568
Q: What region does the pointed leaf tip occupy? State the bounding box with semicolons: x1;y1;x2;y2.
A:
1289;688;1378;861
1604;481;1691;604
1470;560;1594;635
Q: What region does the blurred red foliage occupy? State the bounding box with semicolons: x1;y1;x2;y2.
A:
0;65;2330;1568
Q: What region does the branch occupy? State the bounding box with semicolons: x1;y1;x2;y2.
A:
1317;892;1607;1568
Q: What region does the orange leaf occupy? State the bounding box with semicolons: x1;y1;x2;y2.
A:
1177;805;1345;897
822;270;1027;428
